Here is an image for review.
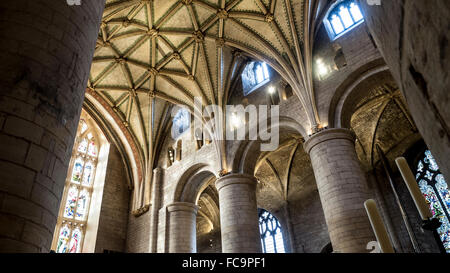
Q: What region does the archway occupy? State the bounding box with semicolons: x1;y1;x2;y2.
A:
169;164;219;253
227;117;330;253
334;68;431;253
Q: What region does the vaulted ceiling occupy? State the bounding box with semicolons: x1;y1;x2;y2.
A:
254;131;315;213
88;0;330;207
196;185;220;235
350;83;421;171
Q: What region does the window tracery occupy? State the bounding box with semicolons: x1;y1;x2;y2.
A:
325;0;364;40
242;61;270;96
53;117;100;253
258;209;286;253
416;150;450;253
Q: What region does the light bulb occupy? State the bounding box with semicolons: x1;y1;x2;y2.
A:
318;65;328;76
230;112;240;129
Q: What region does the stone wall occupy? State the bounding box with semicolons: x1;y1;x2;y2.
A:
314;21;383;125
288;191;330;253
125;210;151;253
94;145;130;253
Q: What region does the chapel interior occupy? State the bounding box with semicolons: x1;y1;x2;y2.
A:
0;0;449;254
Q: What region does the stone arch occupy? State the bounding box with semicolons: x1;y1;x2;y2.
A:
84;90;144;197
196;184;222;253
229;116;307;175
173;163;218;204
328;63;421;169
328;60;390;128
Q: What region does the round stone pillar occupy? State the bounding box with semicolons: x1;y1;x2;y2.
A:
167;202;198;253
216;173;261;253
304;128;375;253
0;1;105;252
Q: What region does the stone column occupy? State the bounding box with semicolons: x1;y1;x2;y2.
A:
216;173;261;253
304;129;375;253
0;0;105;252
149;167;162;253
167;202;198;253
359;0;450;184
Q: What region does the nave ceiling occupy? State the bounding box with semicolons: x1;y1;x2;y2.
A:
87;0;332;207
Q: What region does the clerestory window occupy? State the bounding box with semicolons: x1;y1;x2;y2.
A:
324;0;364;40
242;61;270;96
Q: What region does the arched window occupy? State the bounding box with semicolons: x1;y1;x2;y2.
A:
242;61;270;96
176;140;182;161
194;128;203;150
415;150;450;253
172;107;190;139
258;209;286;253
52;113;106;253
324;0;364;40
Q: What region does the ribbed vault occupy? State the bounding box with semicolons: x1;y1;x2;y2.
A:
88;0;331;209
350;84;421;170
254;132;316;213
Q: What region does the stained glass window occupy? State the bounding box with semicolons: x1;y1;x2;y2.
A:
258;209;286;253
87;140;97;157
416;150;450;253
69;227;82;253
52;115;100;253
71;158;84;183
78;139;88;154
326;0;364;39
56;224;70;253
242;61;270;96
63;186;78;218
75;189;89;221
80;119;88;134
82;161;94;186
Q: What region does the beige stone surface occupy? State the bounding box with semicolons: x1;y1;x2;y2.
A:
216;173;261;253
304;128;375;253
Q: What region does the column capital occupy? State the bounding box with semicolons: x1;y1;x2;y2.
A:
215;173;258;192
167;202;199;214
303;128;355;155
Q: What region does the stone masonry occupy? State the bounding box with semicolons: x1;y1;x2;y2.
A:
167;202;198;253
0;0;105;252
215;173;262;253
304;128;376;252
